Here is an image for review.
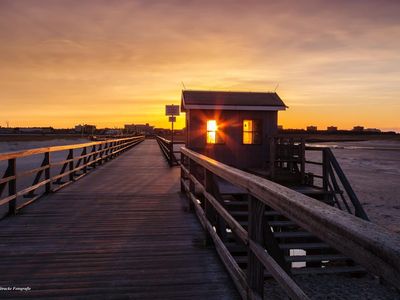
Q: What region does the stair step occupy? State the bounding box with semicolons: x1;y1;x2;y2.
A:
279;242;331;250
285;254;349;262
226;242;332;252
234;254;350;265
268;220;297;227
230;211;283;217
290;266;365;275
224;201;247;206
238;220;297;227
273;231;314;238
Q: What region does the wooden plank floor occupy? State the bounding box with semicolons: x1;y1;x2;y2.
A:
0;140;240;299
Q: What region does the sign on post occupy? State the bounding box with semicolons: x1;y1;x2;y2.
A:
165;105;180;116
169;116;176;122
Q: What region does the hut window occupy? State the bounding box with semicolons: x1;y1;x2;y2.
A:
243;120;261;144
206;120;223;144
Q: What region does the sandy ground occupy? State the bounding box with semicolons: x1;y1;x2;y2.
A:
307;140;400;234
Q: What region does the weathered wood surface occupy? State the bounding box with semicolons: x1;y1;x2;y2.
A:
0;140;239;299
181;146;400;290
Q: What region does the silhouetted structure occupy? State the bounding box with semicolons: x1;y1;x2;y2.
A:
327;126;338;132
307;125;318;132
181;90;286;169
75;124;96;134
353;126;364;132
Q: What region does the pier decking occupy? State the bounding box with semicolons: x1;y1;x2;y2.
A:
0;140;239;299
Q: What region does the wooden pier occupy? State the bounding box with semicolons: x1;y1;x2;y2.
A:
0;140;240;299
0;138;399;299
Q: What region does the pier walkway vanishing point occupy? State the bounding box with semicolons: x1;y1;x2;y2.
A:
0;140;240;299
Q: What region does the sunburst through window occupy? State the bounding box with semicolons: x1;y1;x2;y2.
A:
206;120;223;144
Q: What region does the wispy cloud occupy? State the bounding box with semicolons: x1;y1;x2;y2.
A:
0;0;399;129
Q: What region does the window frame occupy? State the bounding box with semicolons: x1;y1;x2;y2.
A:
206;119;224;145
242;119;262;145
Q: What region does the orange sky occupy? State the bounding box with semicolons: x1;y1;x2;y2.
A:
0;0;399;131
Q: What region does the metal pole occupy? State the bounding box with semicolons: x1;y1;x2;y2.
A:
171;116;174;145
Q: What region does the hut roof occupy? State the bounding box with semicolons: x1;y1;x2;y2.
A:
181;90;287;111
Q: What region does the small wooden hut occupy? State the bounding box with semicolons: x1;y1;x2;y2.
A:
181;90;287;170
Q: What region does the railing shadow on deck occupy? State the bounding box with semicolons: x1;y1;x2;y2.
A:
180;147;400;300
0;136;145;217
155;135;185;166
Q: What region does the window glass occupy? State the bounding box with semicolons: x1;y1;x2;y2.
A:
207;120;220;144
243;120;262;144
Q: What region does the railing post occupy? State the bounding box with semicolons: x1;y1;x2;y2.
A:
322;149;329;192
103;142;108;163
8;158;17;215
300;138;306;184
44;152;51;193
269;137;275;180
180;152;185;193
247;195;265;298
169;142;173;166
82;147;87;173
204;169;215;246
68;149;74;181
91;145;97;167
98;144;103;165
188;158;195;211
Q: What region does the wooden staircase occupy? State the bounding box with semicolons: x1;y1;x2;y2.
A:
220;189;365;277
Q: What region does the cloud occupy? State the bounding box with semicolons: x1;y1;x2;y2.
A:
0;0;399;128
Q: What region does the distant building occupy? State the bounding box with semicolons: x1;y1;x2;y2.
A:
327;126;338;132
124;124;136;133
352;126;364;132
124;123;154;135
18;127;54;134
135;123;154;135
306;126;318;132
364;128;381;133
104;129;123;135
75;124;96;134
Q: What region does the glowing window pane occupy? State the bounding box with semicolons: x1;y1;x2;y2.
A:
207;131;216;144
207;120;217;131
243;132;253;144
243;119;261;144
207;120;217;144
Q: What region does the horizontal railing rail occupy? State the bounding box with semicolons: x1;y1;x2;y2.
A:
155;135;184;166
180;146;400;299
0;136;145;216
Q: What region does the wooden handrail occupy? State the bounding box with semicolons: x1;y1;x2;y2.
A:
324;148;369;220
272;139;368;220
0;136;143;161
155;135;181;166
0;136;145;215
181;146;400;295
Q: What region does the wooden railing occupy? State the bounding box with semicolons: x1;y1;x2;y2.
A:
306;146;369;220
155;135;184;166
269;137;368;220
180;147;400;299
0;136;145;216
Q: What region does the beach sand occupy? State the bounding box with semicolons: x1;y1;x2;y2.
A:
308;140;400;234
